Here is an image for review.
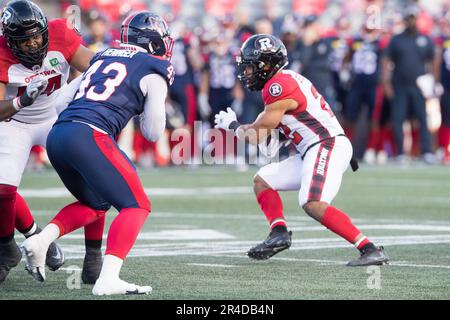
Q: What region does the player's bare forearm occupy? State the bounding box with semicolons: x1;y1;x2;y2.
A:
236;122;273;145
0;100;18;122
236;99;298;144
70;45;95;72
0;83;17;121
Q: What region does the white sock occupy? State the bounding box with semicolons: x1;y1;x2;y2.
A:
98;255;123;280
37;223;60;248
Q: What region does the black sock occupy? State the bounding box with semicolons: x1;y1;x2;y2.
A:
359;242;376;253
23;224;40;238
272;225;288;233
85;240;102;253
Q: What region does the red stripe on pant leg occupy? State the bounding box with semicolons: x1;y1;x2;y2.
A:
307;139;335;202
93;131;150;211
14;193;34;233
185;84;197;128
371;85;384;122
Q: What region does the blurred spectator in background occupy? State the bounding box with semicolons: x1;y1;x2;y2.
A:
83;13;116;52
198;33;243;125
298;15;336;110
328;16;352;120
170;22;203;129
383;5;437;165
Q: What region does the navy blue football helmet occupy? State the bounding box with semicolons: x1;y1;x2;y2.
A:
120;11;173;59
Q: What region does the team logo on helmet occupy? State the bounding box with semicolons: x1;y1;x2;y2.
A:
257;37;275;52
269;83;282;97
1;8;12;25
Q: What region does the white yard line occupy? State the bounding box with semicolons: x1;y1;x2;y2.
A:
187;263;238;268
19;187;253;198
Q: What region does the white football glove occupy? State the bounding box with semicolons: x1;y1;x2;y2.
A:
198;93;212;119
258;132;291;159
20;75;48;107
214;107;237;130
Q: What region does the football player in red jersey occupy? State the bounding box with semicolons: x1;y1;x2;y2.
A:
0;0;102;285
215;34;389;266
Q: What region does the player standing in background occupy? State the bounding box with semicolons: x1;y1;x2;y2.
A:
344;26;385;164
21;11;174;295
215;34;389;266
436;13;450;164
0;0;99;284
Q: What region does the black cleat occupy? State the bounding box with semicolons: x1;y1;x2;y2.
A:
347;246;389;267
45;242;65;271
248;230;292;260
82;249;103;284
0;239;22;284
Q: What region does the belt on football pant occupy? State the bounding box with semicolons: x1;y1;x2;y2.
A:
301;134;359;172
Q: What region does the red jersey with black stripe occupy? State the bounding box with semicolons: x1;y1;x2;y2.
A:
0;19;82;123
262;70;344;156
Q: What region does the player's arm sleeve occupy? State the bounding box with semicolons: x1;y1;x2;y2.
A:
139;74;168;142
52;19;83;63
53;75;83;114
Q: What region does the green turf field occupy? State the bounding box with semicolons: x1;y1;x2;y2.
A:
1;164;450;300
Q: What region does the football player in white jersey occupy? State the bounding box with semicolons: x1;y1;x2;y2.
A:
0;0;102;285
215;34;389;266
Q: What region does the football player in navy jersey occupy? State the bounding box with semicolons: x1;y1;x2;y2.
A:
436;14;450;164
344;26;384;163
21;11;174;295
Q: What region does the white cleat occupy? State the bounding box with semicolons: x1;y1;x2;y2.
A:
20;235;48;282
92;277;152;296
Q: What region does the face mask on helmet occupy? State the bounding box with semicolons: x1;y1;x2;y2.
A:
236;34;289;91
121;12;174;60
237;57;268;91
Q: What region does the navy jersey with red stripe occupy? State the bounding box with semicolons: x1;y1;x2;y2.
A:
436;36;450;87
56;48;174;138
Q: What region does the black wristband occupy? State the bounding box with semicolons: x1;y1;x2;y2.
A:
229;121;241;132
19;93;33;108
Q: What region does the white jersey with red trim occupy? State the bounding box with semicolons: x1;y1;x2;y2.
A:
262;70;344;156
0;19;82;124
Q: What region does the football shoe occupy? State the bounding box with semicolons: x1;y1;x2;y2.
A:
0;239;22;284
347;246;389;267
92;277;152;296
45;241;65;271
82;249;103;284
248;230;292;260
21;234;47;282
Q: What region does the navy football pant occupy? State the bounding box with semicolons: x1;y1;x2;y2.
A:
46;122;150;212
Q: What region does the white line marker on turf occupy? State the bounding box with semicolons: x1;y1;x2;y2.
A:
187;263;238;268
